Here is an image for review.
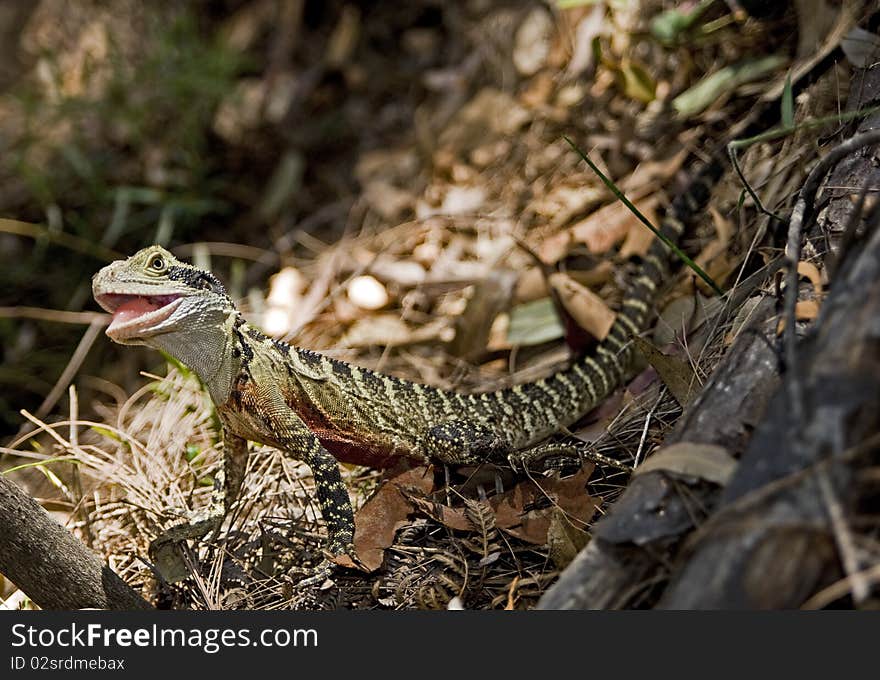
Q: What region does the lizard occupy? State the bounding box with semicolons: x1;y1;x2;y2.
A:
85;8;834;584
90;160;718;585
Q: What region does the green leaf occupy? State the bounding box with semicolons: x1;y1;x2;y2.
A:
89;425;123;443
507;298;565;346
781;73;794;129
672;55;786;118
650;0;717;45
617;60;657;103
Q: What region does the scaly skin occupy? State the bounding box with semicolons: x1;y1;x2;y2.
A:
90;162;719;581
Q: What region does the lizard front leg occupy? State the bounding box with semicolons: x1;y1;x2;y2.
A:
295;435;356;585
149;427;248;581
255;393;355;585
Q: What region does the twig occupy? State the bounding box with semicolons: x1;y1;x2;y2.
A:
0;307;108;325
633;392;664;469
782;128;880;425
0;218;121;261
801;562;880;610
815;467;867;605
726;145;785;222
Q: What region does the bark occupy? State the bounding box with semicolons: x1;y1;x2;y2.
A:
540;59;880;609
659;131;880;608
0;474;152;610
539;297;782;609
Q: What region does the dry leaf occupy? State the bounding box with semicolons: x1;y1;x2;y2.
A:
362;180;414;221
353;466;434;572
408;495;471;531
440;185;486;215
409;465;598;547
531;182;605;231
514;7;554;76
492;466;598;544
653;293;709;349
548;271;615;341
795;299;820;320
450;270;517;359
777;260;824;333
797;260;823;293
569;197;659;256
515;262;613;303
619;218;656;258
438;88;530;156
347;275;389;310
547;509;589;569
619;149;690;194
633;335;698;406
519;71;555;108
634;442;737;486
369;257;426;287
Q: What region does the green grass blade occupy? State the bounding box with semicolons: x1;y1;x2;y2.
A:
563;136;723;296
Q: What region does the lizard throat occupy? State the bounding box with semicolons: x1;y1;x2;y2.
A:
97;293;183;342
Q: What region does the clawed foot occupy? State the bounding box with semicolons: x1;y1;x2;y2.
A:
148;508;224;583
508;442;630;473
285;543;360;590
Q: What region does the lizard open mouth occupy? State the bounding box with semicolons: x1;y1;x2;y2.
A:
96;293;183;341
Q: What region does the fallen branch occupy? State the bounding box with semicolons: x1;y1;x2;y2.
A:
0;474;152;610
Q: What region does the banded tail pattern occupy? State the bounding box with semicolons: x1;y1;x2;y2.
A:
472;157;726;455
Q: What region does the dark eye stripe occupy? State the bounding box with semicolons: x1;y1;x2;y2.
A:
166;265;229;297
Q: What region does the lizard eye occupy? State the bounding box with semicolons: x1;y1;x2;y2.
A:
148;254;166;272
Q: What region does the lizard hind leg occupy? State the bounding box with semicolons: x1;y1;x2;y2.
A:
286;441;357;589
509;440;630;473
419;420;511;466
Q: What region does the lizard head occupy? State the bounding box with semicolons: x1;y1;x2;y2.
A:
92;245;235;347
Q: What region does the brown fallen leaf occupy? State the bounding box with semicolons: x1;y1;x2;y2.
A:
634;442;737;486
547;508;590;569
776;260;825;334
619;148;689;194
573;197;659;255
492;465;598;544
653;293;709;350
538;197;659;263
618;218;656;258
797;260;824;294
407;494;471;531
633;335;698;406
795;299;820;320
353;466;434;572
406;465;598;547
548;271;616;343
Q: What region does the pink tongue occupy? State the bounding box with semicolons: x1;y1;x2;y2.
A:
112;297;160;325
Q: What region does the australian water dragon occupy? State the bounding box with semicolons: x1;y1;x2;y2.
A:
91;164;719;582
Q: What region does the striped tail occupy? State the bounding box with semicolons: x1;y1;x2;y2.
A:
498;156;725;450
